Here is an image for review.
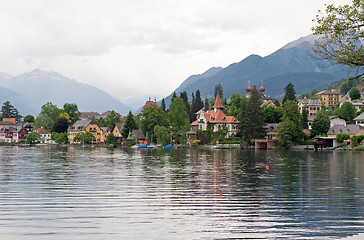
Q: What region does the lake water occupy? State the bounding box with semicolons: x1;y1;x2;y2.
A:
0;146;363;240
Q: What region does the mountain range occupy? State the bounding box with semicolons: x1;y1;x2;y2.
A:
163;34;355;106
0;69;131;116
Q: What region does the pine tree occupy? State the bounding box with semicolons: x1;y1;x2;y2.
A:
301;107;308;129
195;90;204;111
1;101;22;122
204;97;209;110
179;91;190;120
122;111;138;138
282;83;296;104
160;98;166;112
239;86;266;142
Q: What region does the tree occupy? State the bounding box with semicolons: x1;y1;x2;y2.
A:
214;83;223;99
26;132;40;144
160;98;166;113
105;133;116;144
63;103;80;124
141;105;168;141
40;102;62;121
349;87;361;100
168;96;190;136
23;115;35;122
34;114;54;131
336;133;350;143
263;105;283;123
228;93;242;120
1;101;22;121
351;135;359;147
311;111;330;137
35;102;62;131
204;97;209;111
122;111;137;138
301;107;308;129
51;132;68;144
278;100;304;147
190;90;203;123
312;0;364;77
154;125;171;146
338;102;356;123
74;132;94;144
52;117;70;133
239;86;266;142
282;83;296;104
179;91;190;120
105;110;121;129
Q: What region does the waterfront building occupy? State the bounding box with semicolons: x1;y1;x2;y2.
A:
68;119;102;143
191;94;239;138
315;89;342;108
298;98;321;116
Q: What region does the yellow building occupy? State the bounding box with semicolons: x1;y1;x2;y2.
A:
68;119;102;143
315;90;342;108
112;122;124;138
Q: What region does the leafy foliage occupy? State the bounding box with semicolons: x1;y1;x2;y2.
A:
312;0;364;76
263;105;283;123
51;132;68;144
154;125;171;146
105;110;121;129
349;87;361;100
52;117;70;133
336;102;356;123
141;105;168;141
26;132;40;144
168;96;190;136
122;111;137;138
63;103;80;124
336;133;350;143
278;100;304;147
23;115;35;122
311;111;330;137
74;132;95;144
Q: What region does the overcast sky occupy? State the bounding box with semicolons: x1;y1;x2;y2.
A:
0;0;352;107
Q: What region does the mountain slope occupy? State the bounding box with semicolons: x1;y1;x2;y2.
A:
166;34;355;103
0;69;131;116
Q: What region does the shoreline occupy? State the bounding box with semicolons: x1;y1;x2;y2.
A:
1;143;362;152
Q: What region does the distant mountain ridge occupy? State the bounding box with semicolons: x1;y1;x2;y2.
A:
164;34;354;106
0;69;131;116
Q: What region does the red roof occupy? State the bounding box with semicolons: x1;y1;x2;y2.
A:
213;94;224;110
35;127;51;135
142;99;159;112
193;110;239;125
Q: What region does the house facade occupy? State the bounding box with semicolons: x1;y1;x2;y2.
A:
0;126;28;143
327;124;364;138
191;94;239;138
298;98;321;116
34;127;52;143
68;119;102;143
315;90;342;108
354;112;364;127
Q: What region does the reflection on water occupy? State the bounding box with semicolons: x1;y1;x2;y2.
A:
0;146;363;239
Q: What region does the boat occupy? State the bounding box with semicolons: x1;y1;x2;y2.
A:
164;144;174;149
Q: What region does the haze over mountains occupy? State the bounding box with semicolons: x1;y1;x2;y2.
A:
0;69;131;116
163;34;355;106
0;34;357;117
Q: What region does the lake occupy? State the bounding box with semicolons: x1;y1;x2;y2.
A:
0;146;363;239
